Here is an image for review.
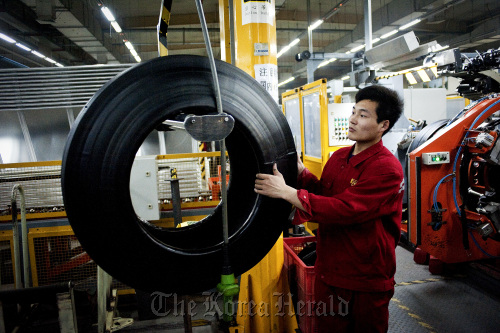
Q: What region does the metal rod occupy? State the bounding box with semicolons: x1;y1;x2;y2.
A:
195;0;230;246
228;0;236;65
307;0;313;54
11;185;29;289
162;119;186;129
364;0;373;51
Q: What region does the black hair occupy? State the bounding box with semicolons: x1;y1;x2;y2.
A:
355;85;403;135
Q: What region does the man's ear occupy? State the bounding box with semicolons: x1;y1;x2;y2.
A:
380;119;390;132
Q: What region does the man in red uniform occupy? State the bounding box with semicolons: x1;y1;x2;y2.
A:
255;85;404;332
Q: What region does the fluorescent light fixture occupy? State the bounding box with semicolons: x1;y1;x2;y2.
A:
101;7;115;22
0;33;16;43
124;41;134;50
130;49;138;57
111;21;122;33
399;18;421;31
55;63;64;67
277;38;300;58
417;69;431;82
380;29;398;39
372;37;381;44
345;51;351;54
309;19;324;31
15;43;31;51
341;76;350;81
134;55;141;63
405;73;417;85
318;57;337;68
350;44;365;53
278;76;295;87
289;38;300;47
277;46;290;58
45;57;57;64
317;60;330;68
31;50;46;58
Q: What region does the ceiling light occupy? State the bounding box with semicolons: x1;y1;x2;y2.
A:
277;38;300;58
130;49;138;57
31;50;46;58
277;46;290;58
372;37;381;44
318;57;337;68
101;7;115;22
124;41;134;50
111;21;122;33
317;60;330;68
380;29;398;39
399;18;421;31
278;77;295;87
45;57;57;64
0;33;16;43
350;44;365;53
309;19;324;31
134;55;141;63
405;73;417;85
55;63;64;67
341;76;350;81
15;43;31;51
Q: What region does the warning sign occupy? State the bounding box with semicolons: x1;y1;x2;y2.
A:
242;0;274;26
254;63;278;103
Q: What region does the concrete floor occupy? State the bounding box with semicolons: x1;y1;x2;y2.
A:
115;245;500;333
389;246;500;333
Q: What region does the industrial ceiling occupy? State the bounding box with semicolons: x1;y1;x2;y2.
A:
0;0;499;91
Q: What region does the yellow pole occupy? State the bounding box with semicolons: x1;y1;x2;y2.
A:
232;0;279;103
157;0;172;57
228;1;298;331
218;0;231;63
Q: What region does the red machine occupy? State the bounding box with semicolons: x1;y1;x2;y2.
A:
409;94;500;263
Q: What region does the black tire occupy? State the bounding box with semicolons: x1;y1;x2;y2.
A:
62;55;297;294
408;119;449;153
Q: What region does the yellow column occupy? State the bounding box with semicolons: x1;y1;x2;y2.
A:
229;1;298;331
233;0;279;103
157;0;172;57
218;0;231;63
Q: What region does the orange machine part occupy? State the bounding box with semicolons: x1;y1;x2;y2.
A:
409;96;500;263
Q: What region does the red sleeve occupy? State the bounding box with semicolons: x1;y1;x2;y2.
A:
297;168;321;193
294;164;404;225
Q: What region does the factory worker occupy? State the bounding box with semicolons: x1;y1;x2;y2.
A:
255;85;404;333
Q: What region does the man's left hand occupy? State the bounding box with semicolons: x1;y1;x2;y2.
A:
254;163;287;199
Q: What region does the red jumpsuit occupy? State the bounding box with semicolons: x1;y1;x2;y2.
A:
294;140;404;332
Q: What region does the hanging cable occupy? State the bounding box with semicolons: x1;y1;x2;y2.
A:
468;231;500;258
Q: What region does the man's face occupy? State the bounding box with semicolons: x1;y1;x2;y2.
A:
348;99;388;144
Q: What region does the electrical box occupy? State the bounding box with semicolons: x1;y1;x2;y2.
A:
328;103;355;146
422;152;450;165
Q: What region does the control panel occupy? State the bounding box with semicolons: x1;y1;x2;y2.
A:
422;152;450;165
328;103;355;146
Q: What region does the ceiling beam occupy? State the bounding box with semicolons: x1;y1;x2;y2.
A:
0;0;96;65
58;0;125;63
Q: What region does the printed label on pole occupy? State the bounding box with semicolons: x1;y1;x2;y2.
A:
242;0;274;26
254;43;269;56
254;64;278;103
